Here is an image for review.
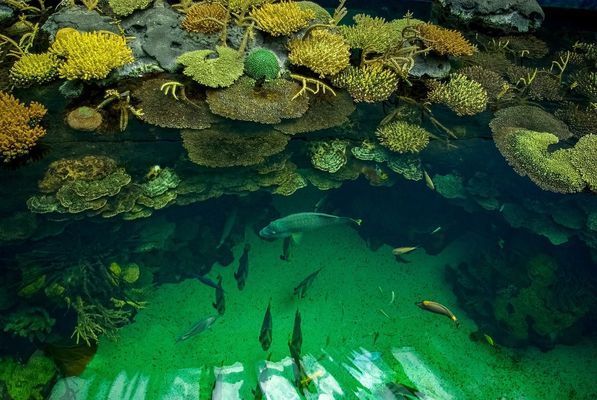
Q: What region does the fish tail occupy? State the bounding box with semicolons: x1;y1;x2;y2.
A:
352;218;363;226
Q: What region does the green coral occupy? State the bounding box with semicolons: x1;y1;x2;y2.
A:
331;64;399;103
244;48;280;81
0;354;56;400
177;46;244;88
427;74;488;116
109;0;152;16
309;139;349;173
567;135;597;192
376;121;430;154
3;307;55;342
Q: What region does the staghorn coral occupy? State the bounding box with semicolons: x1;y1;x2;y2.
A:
244;48;280;80
181;127;289;167
331;64;399;103
109;0;152;16
376;121;430;154
177;46;244;88
250;1;315;37
338;14;404;55
309;139;349;173
417;23;475;57
206;76;309;123
66;107;103;132
71;296;131;346
427;73;488;116
489;105;572;140
0;91;47;162
9;52;60;87
457;66;508;102
288;29;350;77
50;28;134;80
182;2;228;34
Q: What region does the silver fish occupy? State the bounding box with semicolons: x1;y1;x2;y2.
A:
176;315;218;343
217;208;237;249
259;212;362;239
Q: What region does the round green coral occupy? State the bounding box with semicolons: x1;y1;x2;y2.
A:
177;46;244;88
376;121;430;154
244;48;280;81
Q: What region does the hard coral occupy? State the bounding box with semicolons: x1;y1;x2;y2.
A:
489;105;571;140
338;14;404;54
427;73;488;116
571;70;597;102
66;107;103;132
177;46;244;88
38;155;118;193
9;53;60;87
417;23;476;57
376;121;430;154
331;64;399;103
50;28;134;80
244;48;280;81
567;135;597;192
250;1;315;37
109;0;152;16
457;66;508;102
309;139;349;173
182;2;228;34
0;91;47;162
288;29;350;77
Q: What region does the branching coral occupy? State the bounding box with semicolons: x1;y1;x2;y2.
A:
250;1;315;37
244;48;280;80
338;14;402;55
555;104;597;138
427;73;488;116
71;296;131;346
288;29;350;77
457;66;508;102
376;121;430;154
416;23;475;57
50;28;134;80
0;91;47;162
505;65;563;101
108;0;152;16
177;46;244;88
331;64;399;103
571;70;597;102
182;2;228;34
9;52;60;87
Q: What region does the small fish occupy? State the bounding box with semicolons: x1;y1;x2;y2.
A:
234;243;250;290
392;246;418;256
416;300;459;327
212;275;225;315
431;226;442;234
423;171;435;191
280;236;292;261
176;315;218;343
196;274;220;291
289;309;303;361
259;212;362;240
216;208;237;249
499;204;505;212
293;267;324;298
259;300;272;351
313;194;328;212
484;333;495;346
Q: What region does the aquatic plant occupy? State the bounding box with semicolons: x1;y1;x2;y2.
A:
50;28;134;80
250;1;315;37
9;52;60;87
244;48;280;80
331;64;399;103
108;0;152;16
309;139;349;173
0;353;56;400
66;106;103;132
0;91;47;162
181;2;228;34
416;23;475;57
288;29;350;77
457;66;509;102
427;73;488;116
206;76;309;123
376;121;430;154
177;46;244;88
3;307;55;342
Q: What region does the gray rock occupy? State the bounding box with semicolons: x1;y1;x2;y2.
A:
433;0;544;33
410;54;451;79
41;5;118;41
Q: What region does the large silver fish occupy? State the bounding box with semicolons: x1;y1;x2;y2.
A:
175;315;218;343
259;212;362;239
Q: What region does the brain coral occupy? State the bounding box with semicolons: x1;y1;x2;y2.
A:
331;64;399;103
376;121;430;154
250;1;315;37
288;29;350;77
177;46;244;88
109;0;152;16
9;53;60;87
244;48;280;81
182;2;228;34
427;73;488;116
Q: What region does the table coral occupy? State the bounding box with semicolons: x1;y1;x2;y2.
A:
376;121;430;154
0;91;47;162
38;155;118;193
331;64;399;103
567;135;597;192
9;53;60;87
182;2;228;34
177;46;244;88
250;1;315;37
416;23;476;57
244;48;280;81
288;29;350;77
490;105;572;140
309;139;350;173
109;0;152;16
427;73;488;116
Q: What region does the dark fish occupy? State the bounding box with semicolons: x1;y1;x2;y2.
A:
280;236;292;261
234;244;250;290
217;208;237;249
288;309;302;361
196;274;220;290
416;300;459;327
213;275;225;315
259;300;272;351
293;267;324;298
259;212;362;239
176;315;218;343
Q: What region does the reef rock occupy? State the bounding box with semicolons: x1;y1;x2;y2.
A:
433;0;544;33
41;6;118;41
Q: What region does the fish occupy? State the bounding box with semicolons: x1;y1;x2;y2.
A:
212;275;225;315
431;226;442;235
415;300;459;327
288;309;303;362
176;315;218;343
216;208;237;249
234;243;250;290
314;194;328;212
196;274;220;291
280;236;292;261
259;300;272;351
392;246;418;256
484;333;495;346
294;267;324;298
259;212;362;239
423;171;435;191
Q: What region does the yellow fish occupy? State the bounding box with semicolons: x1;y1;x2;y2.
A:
392;246;418;255
484;334;495;347
424;171;435;190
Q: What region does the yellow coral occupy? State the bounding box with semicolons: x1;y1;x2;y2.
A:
0;91;47;162
417;23;476;57
331;64;399;103
376;121;430;154
427;74;488;116
50;28;134;80
9;52;60;87
182;2;228;34
288;29;350;77
250;1;315;37
338;14;412;55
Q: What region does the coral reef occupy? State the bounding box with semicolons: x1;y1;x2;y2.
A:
505;65;563;101
177;46;244;88
250;1;315;37
331;64;399;103
427;73;488;116
109;0;152;16
0;353;57;400
288;29;350;77
489;105;571;140
457;65;508;102
0;91;47;162
338;14;407;55
555;104;597;138
567;135;597;192
499;34;549;58
376;121;430;154
181;2;228;34
571;70;597;102
309;139;350;173
244;48;280;81
9;53;60;87
37;155;118;193
417;23;476;56
66;107;103;132
3;307;55;342
351;140;423;181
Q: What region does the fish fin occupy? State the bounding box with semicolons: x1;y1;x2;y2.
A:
352;218;363;226
291;233;303;244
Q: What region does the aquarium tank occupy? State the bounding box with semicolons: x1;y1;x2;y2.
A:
0;0;595;399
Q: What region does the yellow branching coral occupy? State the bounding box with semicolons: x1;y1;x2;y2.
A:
9;52;60;87
427;73;488;116
376;121;430;154
182;2;228;34
50;28;134;80
250;1;315;37
331;64;399;103
417;23;476;57
0;91;47;162
109;0;152;16
338;14;402;54
288;29;350;77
